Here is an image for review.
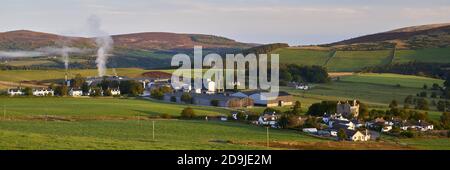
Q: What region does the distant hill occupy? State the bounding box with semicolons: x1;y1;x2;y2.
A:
0;30;256;69
0;30;254;51
328;23;450;49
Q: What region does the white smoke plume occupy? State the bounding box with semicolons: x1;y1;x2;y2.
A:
37;47;91;70
87;15;114;77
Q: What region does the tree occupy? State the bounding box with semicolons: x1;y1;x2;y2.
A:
404;95;413;104
423;84;428;89
337;128;347;141
170;96;177;102
72;74;86;88
89;87;102;97
181;107;196;119
306;101;336;116
441;112;450;129
180;92;193;104
418;91;427;97
389;100;398;109
104;89;112;96
22;87;33;96
119;80;144;97
431;92;437;98
291;101;301;115
150;88;164;100
415;98;429;110
437;100;447;111
210;99;219;106
55;85;68;96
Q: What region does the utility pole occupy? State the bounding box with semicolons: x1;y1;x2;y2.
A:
266;126;270;148
152;120;155;141
3;104;5;120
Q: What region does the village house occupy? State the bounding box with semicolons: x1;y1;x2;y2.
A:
32;88;54;96
399;120;434;131
69;88;83;97
345;129;371;142
7;88;24;96
110;88;121;96
231;90;293;107
257;111;278;128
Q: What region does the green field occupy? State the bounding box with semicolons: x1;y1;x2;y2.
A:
272;47;450;72
0;97;227;119
394;48;450;63
0;96;448;150
326;50;391;72
0;120;323;150
281;73;445;120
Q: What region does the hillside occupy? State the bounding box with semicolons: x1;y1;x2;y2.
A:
328;23;450;49
0;30;254;51
0;30;256;69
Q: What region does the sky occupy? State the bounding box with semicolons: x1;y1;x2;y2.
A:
1;0;450;45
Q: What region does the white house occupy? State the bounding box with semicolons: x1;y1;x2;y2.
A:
69;89;83;97
32;89;54;96
296;84;309;90
258;112;278;127
111;88;121;96
347;130;371;141
7;88;24;96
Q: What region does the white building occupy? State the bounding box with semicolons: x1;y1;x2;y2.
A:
69;89;83;97
32;89;54;96
111;88;121;96
7;88;24;96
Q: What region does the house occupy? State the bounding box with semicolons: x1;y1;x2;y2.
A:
69;88;83;97
400;120;434;131
336;100;360;118
296;84;309;90
322;113;348;124
328;119;356;130
7;88;24;96
258;111;278;127
231;90;293;107
32;89;54;96
345;130;371;141
110;88;121;96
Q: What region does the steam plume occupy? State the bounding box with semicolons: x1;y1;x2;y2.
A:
87;15;114;77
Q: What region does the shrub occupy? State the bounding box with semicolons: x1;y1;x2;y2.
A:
400;131;415;138
210;99;219;106
181;93;193;104
181;107;196;119
170;96;177;102
160;113;172;119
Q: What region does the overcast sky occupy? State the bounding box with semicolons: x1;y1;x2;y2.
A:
1;0;450;45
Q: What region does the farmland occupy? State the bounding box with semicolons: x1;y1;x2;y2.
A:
271;47;450;72
280;73;445;120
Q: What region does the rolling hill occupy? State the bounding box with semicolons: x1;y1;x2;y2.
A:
1;23;450;71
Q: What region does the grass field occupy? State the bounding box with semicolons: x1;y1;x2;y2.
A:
394;48;450;63
0;97;227;119
271;47;450;72
0;120;324;150
281;73;445;120
326;50;391;72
